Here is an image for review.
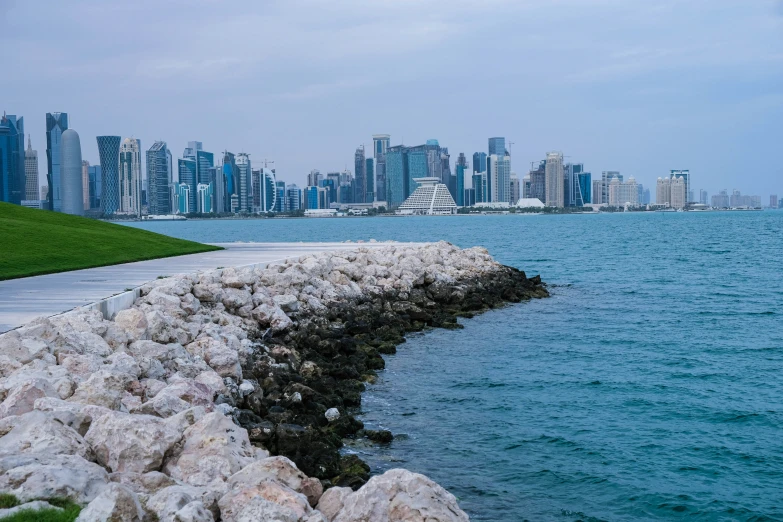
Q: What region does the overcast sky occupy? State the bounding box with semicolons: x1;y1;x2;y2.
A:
2;0;782;196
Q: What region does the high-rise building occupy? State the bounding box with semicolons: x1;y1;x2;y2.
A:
178;159;197;214
307;169;322;188
670;176;686;209
565;164;589;207
304;186;319;210
274;181;286;212
488;154;511;203
60;129;84;216
24;135;38;202
119;138;142;215
522;175;531;199
183;142;214;213
464;188;476;207
197;183;213;213
45;113;68;210
545;152;564;207
769;195;778;208
256;168;276;212
597;171;622;205
488;137;506;157
176;183;190;214
96;136;121;215
146;141;172;215
670;170;690;203
385;145;408;207
373;134;390;202
456;153;468;206
81;161;90;209
591;179;602;204
472;152;488;203
366;157;375;202
608;176;640;207
576;172;592;207
286;184;302;211
510;174;520;204
528;160;546;203
354;145;367;204
700;189;709;205
0;113;25;205
711;190;729;208
236;153;252;213
221;152;239;213
656;176;671;206
87;165;101;210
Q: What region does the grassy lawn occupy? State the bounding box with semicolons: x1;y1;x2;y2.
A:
0;202;222;280
0;495;81;522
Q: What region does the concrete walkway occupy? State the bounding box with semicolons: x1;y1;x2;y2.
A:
0;242;404;333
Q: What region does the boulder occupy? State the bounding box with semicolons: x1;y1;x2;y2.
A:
217;482;313;522
164;412;256;486
75;483;145;522
135;380;213;418
68;370;133;410
0;453;109;504
227;456;323;507
0;331;50;365
0;378;59;419
146;485;210;522
273;294;300;313
114;308;149;340
331;469;469;522
316;487;352;522
84;411;183;473
0;500;63;518
173;500;215;522
0;410;92;459
251;304;292;332
204;344;242;380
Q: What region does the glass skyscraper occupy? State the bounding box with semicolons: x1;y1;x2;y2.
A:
46;112;68;210
365;157;374;203
236;153;251;213
385;146;407;207
456;153;467;207
146;141;172;215
88;165;101;210
183;142;214;213
178;159;197;213
488;137;506;157
0;113;25;205
96;135;121;215
373;134;390;203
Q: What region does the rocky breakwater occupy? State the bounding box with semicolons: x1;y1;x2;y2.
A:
0;241;547;521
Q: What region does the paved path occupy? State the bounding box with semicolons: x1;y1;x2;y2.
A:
0;242;404;333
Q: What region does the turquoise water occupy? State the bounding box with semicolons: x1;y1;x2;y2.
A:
126;212;783;521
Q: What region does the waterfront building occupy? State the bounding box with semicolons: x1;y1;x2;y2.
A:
577;172;592;207
608;176;640;207
176;183;190;214
545;152;564;208
770;195;778;208
319;178;336;204
643;188;651;205
656;176;671;206
488;137;506;157
711;190;729;208
373;134;390;202
81;161;90;209
183;142;214;212
45;113;68;210
286;184;302;211
96;136;121;215
670;176;686;209
591;180;602;204
729;190;761;208
671;170;691;203
529;161;546;203
456;153;468;206
178;159;197;213
386;145;408;207
464;188;476;207
397;177;457;215
307;169;322;188
522;175;531;199
60;129;84;216
354;145;367;204
366;157;375;202
510;174;520;204
146;141;173;215
304;186;319;210
488;154;511;203
597;171;622;205
87;165;101;210
700;189;709;205
197;183;212;213
24;136;38;201
236;153;252;213
221;152;239;213
0;114;25;205
118;138;142;215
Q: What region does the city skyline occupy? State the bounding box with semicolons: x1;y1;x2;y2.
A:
1;1;781;197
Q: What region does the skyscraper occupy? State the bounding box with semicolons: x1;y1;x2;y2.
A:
670;176;686;209
0;113;25;205
82;161;90;210
236;153;252;213
670;170;691;203
178;159;197;213
576;172;592;207
24;135;38;202
183;141;214;212
147;141;172;215
307;169;322;188
222;152;239;213
96;135;121;215
87;165;101;210
608;176;639;207
487;154;511;203
529;160;546;203
656;176;672;206
373;134;390;202
456;153;468;206
45;112;67;210
385;146;408;207
354;145;367;204
545;152;564;208
256;168;276;213
366;157;375;202
592;179;602;204
119;138;142;215
510;174;520;204
60;129;84;216
488;137;506;157
472;152;487;203
599;171;622;205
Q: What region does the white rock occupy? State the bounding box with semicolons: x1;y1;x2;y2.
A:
0;331;50;365
273;294;300;313
218;482;313;522
0;410;92;459
85;410;183;473
0;378;58;418
0;453;109;504
325;408;340;422
0;500;63;518
204;343;242;380
68;369;133;410
164;412;256;487
228;456;323;507
136;380;214;418
316;487;352;522
238;381;254;396
33;396;112;435
114;308;149;340
173;500;215;522
75;483;145;522
146;485;206;522
332;469;469;522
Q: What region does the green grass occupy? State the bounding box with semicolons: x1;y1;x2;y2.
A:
0;495;81;522
0;203;222;280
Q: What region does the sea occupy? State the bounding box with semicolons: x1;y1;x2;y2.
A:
126;211;783;521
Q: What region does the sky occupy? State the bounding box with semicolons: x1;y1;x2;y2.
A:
2;0;782;197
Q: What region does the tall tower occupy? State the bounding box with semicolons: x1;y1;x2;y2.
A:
456;153;468;207
45;112;68;211
236;153;252;213
372;134;390;202
354;145;366;203
545;151;564;208
0;113;24;205
119;138;142;214
488;137;506;157
97;136;121;215
60;129;84;216
24;135;38;201
146;141;172;215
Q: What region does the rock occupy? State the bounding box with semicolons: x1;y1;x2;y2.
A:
0;331;50;365
0;453;109;504
194;371;227;396
84;411;183;473
0;500;63;518
0;410;92;459
251;304;293;332
114;308;149;340
146;485;203;522
76;483;145;522
164;412;257;487
0;378;58;419
109;471;177;501
135;380;213;418
33;396;112;436
332;469;469;522
325;408;340;422
173;500;214;522
218;481;313;522
204;344;242;380
274;294;300;313
227;456;323;507
68;370;133;410
316;487;352;522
